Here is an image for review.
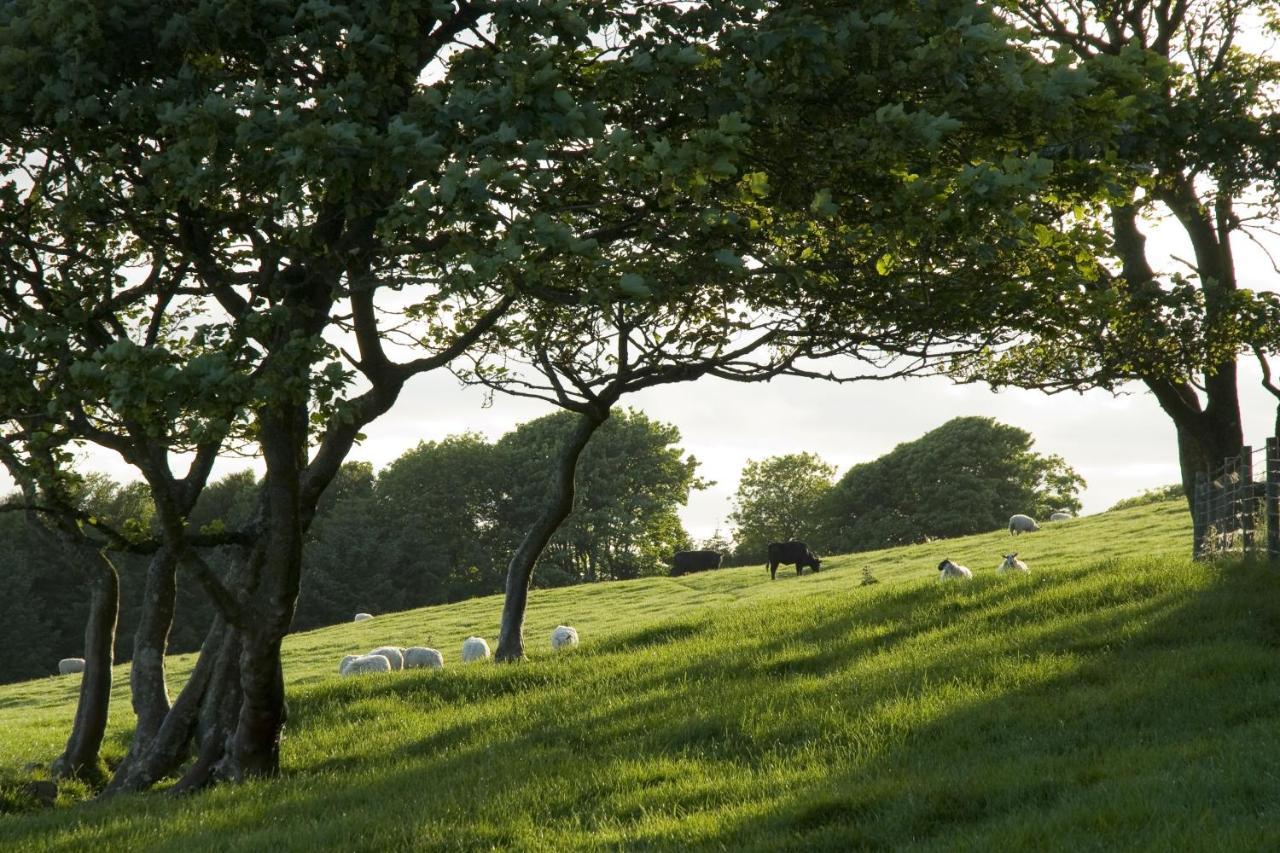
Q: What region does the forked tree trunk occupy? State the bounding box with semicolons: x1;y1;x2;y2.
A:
172;624;243;794
51;549;119;784
104;618;227;795
496;409;609;662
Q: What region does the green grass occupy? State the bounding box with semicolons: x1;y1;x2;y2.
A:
7;499;1279;850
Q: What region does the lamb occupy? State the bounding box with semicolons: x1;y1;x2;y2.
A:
58;658;85;675
353;612;373;622
550;625;579;651
937;558;973;581
998;553;1030;574
1008;514;1041;535
368;646;405;671
341;654;392;676
403;647;444;669
1049;511;1072;522
461;636;490;663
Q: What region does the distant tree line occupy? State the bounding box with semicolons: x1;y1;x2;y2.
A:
0;409;702;686
721;417;1085;562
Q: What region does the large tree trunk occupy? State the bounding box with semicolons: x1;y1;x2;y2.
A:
212;408;305;781
51;549;120;784
497;409;609;662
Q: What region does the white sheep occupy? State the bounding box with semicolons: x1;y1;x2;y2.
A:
341;654;392;677
338;654;359;674
1049;511;1072;522
368;646;405;671
353;612;373;622
461;636;490;663
998;552;1030;574
550;625;579;651
937;558;973;581
1008;514;1041;535
58;658;85;675
403;647;444;669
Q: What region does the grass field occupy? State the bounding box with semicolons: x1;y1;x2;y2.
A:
5;499;1279;850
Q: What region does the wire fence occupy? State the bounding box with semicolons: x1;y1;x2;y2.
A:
1192;439;1280;560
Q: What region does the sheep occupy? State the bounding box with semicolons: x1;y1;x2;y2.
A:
353;612;373;622
58;657;85;675
461;636;490;663
550;625;579;651
368;646;405;671
937;558;973;581
1049;511;1072;522
338;654;359;674
340;654;392;676
403;647;444;670
998;552;1030;574
1008;514;1040;535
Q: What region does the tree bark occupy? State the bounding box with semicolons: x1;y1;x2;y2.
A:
128;545;180;743
497;408;609;662
104;618;227;795
51;549;120;784
172;623;243;794
212;407;305;781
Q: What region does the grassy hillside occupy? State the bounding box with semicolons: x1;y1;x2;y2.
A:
8;499;1278;850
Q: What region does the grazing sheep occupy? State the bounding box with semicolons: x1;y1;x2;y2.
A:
1049;511;1072;522
1008;514;1041;535
341;654;392;676
353;612;373;622
998;553;1030;574
461;636;490;663
368;646;405;671
58;658;85;675
403;647;444;670
937;558;973;581
338;654;359;674
550;625;579;651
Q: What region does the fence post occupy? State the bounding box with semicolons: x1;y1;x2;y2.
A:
1241;446;1255;552
1268;437;1280;562
1193;469;1208;560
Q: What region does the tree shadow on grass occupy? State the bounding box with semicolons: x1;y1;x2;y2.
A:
3;561;1278;851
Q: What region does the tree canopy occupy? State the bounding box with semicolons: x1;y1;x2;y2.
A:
820;416;1085;552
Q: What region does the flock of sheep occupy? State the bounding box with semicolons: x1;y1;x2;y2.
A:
935;511;1065;581
337;623;580;677
53;513;1071;677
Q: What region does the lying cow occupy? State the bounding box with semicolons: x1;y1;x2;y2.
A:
766;540;821;580
672;550;723;576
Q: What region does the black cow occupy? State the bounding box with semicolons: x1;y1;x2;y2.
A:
766;540;821;580
672;550;723;576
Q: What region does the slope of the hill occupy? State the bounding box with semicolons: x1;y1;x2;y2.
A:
9;499;1276;851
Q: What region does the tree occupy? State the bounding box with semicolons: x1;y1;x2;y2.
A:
962;0;1280;535
1;0;727;791
819;417;1085;552
728;454;837;561
457;0;1091;660
493;410;706;583
368;435;505;608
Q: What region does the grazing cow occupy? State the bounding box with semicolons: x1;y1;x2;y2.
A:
766;540;821;580
672;550;723;576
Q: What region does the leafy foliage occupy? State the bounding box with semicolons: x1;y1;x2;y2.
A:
728;453;837;561
820;417;1085;553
